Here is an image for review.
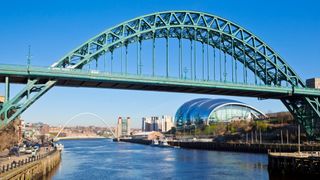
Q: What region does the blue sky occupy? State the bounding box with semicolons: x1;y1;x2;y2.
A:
0;0;319;128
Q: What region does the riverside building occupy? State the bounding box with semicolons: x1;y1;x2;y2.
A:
116;117;131;137
175;98;267;130
142;115;174;132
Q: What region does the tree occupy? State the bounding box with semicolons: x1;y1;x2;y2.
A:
255;121;268;132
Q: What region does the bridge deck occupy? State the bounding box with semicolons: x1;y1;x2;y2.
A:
0;64;319;99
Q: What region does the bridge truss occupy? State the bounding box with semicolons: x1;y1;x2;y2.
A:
1;11;320;139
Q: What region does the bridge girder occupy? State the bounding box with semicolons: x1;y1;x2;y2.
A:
1;11;320;139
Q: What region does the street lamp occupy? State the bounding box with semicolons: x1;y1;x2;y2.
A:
27;45;32;73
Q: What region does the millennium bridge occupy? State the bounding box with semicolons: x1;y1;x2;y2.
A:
0;11;320;139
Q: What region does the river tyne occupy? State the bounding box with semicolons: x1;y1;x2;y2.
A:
49;139;268;179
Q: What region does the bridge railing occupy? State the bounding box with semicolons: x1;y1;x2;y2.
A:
1;64;320;95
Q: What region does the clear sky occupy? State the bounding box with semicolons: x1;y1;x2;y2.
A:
0;0;319;128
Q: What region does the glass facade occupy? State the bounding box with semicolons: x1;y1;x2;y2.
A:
121;118;128;135
175;98;266;130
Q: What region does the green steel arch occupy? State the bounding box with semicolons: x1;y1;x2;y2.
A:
54;10;303;87
1;10;320;139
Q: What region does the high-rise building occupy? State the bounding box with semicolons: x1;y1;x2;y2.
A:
117;117;131;137
142;117;151;132
142;115;174;132
151;116;159;131
160;115;174;132
306;78;320;89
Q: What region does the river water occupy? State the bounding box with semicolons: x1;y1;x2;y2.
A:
50;139;269;179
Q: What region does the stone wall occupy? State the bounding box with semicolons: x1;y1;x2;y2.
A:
0;150;61;179
268;152;320;177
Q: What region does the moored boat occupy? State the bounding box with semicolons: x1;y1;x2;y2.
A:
55;143;64;151
151;139;159;146
158;139;171;147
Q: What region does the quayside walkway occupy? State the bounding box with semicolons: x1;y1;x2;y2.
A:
0;149;61;179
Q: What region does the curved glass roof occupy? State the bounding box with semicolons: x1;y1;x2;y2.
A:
175;98;243;120
175;98;266;127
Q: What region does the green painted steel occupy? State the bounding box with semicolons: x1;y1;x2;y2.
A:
0;10;320;139
0;65;319;96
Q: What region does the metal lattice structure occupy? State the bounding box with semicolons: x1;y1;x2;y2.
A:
0;11;320;139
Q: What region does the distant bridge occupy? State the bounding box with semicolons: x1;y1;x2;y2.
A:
53;112;117;140
0;11;319;139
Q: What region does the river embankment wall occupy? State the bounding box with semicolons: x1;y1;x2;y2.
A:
0;150;61;180
119;138;320;153
268;152;320;177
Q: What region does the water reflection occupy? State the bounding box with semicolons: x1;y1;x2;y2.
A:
51;139;269;180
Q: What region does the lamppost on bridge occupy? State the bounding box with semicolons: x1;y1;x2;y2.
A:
183;67;189;80
27;45;32;73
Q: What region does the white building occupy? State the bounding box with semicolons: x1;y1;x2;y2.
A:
160;115;174;132
142;115;174;132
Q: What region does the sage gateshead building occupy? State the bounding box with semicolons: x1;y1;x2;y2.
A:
175;98;267;130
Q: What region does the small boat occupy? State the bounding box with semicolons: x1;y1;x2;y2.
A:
55;143;64;151
158;139;171;147
151;139;159;146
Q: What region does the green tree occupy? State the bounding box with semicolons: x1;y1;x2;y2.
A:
255;121;268;131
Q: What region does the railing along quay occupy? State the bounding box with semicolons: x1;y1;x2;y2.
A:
119;138;320;154
0;149;56;175
169;141;320;153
